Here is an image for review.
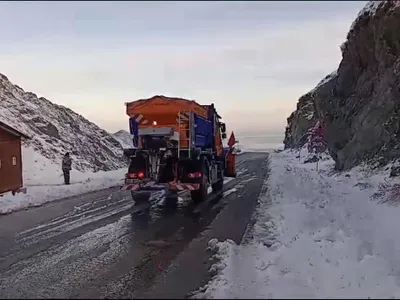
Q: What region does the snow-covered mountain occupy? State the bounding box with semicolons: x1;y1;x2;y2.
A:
0;73;125;172
112;130;134;149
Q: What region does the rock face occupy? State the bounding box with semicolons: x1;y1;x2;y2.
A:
283;72;337;150
284;1;400;171
0;73;125;172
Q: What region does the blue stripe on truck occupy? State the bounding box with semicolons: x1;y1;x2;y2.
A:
194;114;213;148
129;117;139;136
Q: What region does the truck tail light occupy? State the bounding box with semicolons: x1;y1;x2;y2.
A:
188;172;202;178
126;172;145;179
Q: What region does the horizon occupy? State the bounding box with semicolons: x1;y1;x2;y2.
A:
0;1;367;137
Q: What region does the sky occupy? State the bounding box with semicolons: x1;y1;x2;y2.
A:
0;1;366;137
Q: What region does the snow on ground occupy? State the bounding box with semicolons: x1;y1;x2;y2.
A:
195;150;400;299
0;147;125;215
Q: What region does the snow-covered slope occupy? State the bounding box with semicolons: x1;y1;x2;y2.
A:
0;146;125;214
0;73;125;172
196;150;400;298
112;130;134;149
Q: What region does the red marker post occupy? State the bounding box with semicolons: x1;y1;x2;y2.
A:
226;131;237;177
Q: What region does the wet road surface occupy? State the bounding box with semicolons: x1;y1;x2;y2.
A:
0;152;269;299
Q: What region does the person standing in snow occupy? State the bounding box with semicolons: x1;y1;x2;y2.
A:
62;152;72;185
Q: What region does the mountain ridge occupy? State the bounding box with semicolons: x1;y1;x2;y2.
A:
284;0;400;171
0;73;125;172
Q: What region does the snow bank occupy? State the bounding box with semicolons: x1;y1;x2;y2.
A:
196;150;400;298
0;146;125;215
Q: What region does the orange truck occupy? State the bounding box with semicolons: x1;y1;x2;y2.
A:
121;95;237;204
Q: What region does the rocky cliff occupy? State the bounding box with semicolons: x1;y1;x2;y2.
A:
0;73;125;172
284;0;400;171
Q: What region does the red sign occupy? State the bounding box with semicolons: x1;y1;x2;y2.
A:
228;131;236;148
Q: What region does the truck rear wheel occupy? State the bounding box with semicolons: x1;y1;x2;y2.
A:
190;162;208;203
131;191;151;204
212;178;224;193
165;190;178;207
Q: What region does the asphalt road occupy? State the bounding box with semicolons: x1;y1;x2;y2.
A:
0;152;269;299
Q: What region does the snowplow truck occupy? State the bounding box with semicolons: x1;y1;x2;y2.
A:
121;95;236;204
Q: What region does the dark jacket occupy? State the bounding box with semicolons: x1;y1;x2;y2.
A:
62;155;72;171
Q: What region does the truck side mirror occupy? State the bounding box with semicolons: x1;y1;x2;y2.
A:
220;123;226;133
222;133;227;139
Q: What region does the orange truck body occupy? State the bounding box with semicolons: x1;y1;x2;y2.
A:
126;95;223;154
122;95;237;200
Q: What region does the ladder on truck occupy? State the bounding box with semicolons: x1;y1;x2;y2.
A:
177;111;193;158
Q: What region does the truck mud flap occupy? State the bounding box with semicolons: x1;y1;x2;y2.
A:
121;181;166;192
121;184;141;191
167;182;200;191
